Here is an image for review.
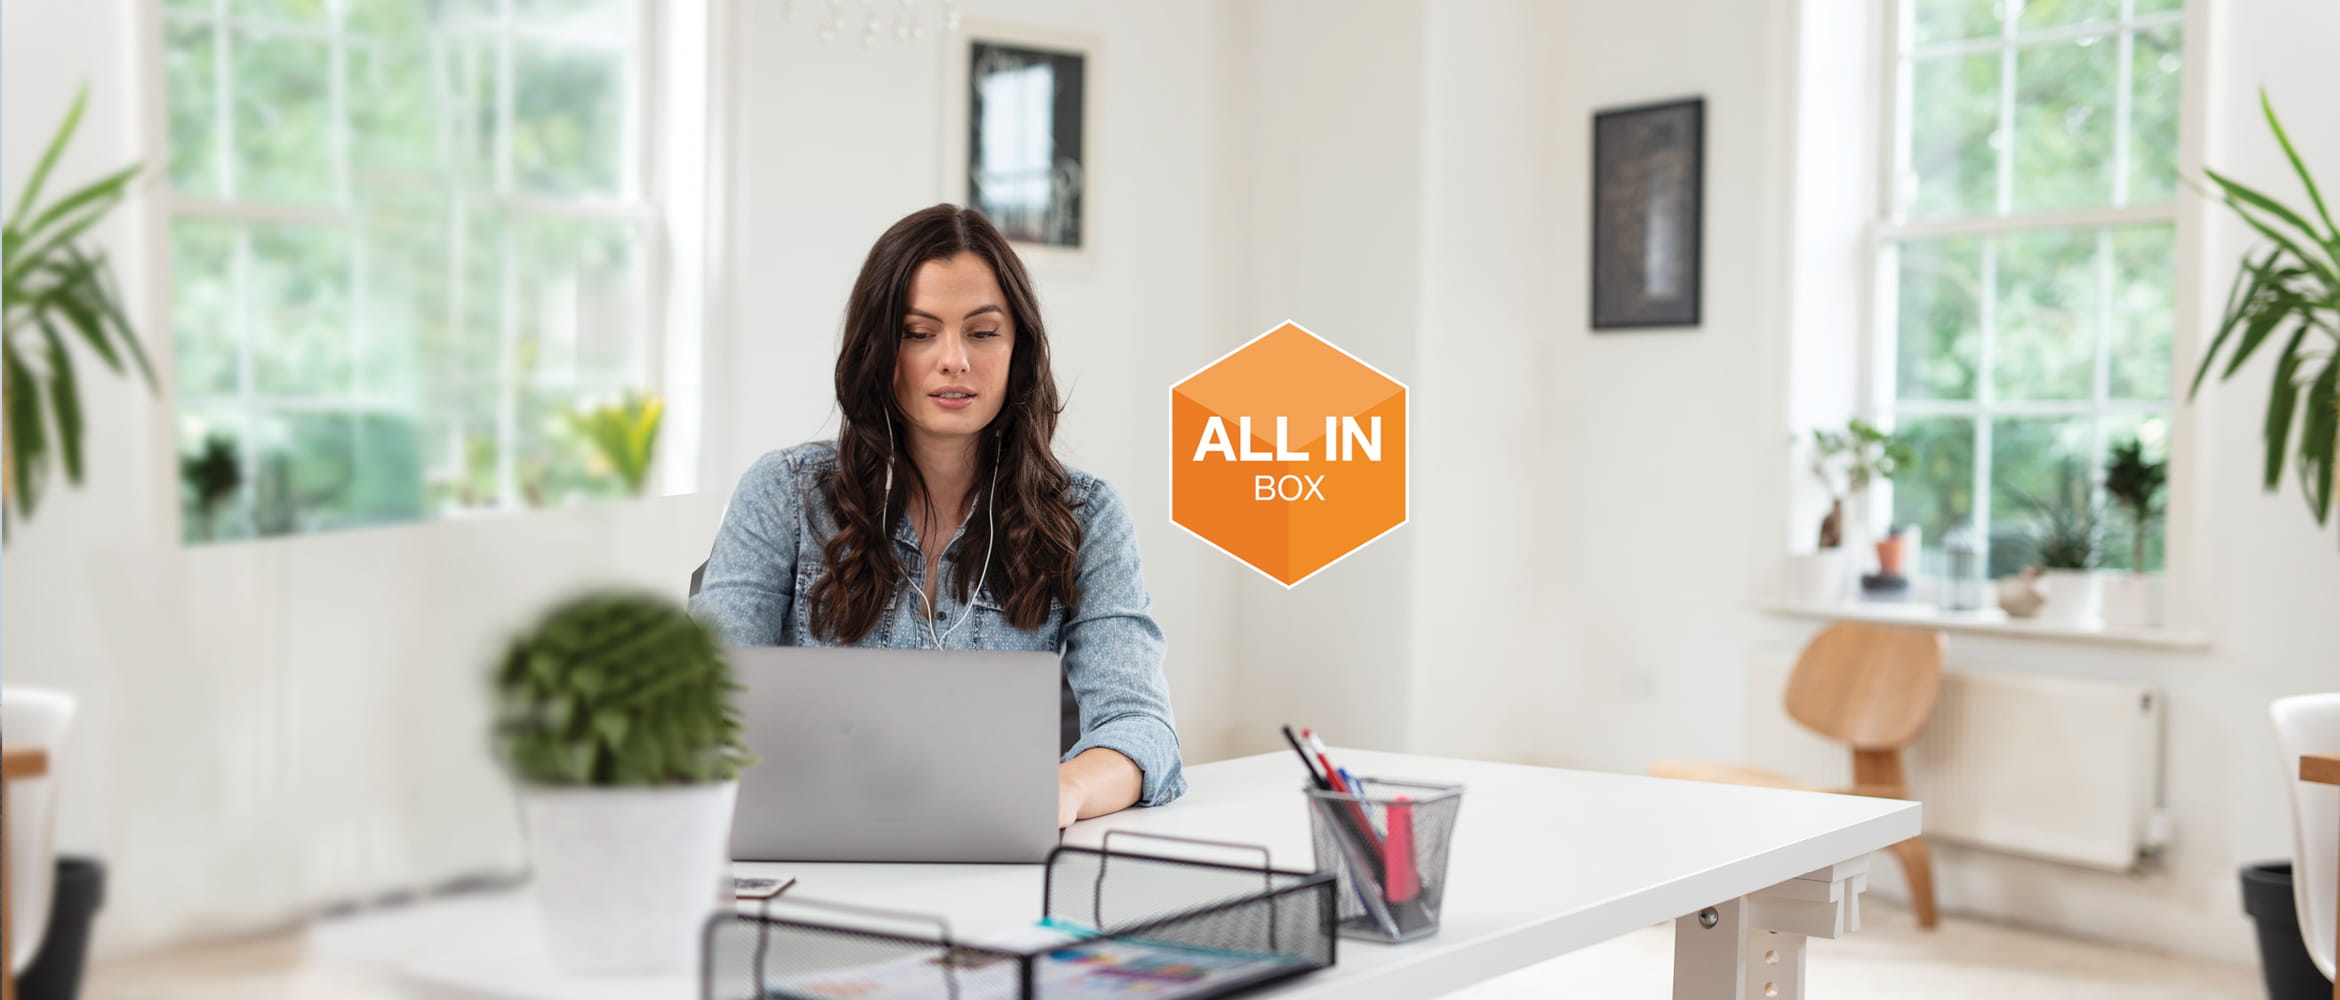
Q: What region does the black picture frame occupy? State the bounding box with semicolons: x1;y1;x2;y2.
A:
1590;97;1704;330
966;39;1088;251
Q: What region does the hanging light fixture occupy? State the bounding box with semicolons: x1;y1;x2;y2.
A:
783;0;960;46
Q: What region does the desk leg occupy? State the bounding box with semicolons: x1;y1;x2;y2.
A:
1673;858;1867;1000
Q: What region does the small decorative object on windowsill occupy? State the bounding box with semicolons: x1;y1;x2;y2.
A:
1861;523;1916;600
2100;436;2167;628
1997;567;2047;619
1784;419;1912;606
1937;521;1985;612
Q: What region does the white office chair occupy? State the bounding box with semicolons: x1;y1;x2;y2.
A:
2273;692;2340;982
1;687;75;977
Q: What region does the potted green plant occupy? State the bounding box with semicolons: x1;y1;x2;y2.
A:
1786;419;1913;603
2101;437;2167;627
492;590;752;974
563;391;665;497
2195;91;2339;549
3;87;157;537
2023;462;2107;629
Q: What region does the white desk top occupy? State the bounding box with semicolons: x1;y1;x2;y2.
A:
312;749;1918;999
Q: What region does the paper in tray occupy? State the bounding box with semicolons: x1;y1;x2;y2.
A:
757;919;1308;1000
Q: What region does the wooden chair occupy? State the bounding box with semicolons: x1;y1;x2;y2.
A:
1652;621;1946;929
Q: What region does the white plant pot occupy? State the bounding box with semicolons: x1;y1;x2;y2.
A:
2034;570;2106;630
2100;573;2163;628
1783;549;1853;605
519;780;738;975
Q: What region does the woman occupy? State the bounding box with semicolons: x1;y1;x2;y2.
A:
689;204;1185;827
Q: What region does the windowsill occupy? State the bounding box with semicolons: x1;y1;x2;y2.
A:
1757;600;2213;651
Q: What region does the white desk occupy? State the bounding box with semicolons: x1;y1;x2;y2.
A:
313;749;1917;999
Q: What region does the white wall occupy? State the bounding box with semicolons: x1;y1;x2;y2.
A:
718;0;1244;759
1211;0;1427;761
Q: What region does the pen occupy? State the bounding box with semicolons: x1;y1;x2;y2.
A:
1282;725;1330;789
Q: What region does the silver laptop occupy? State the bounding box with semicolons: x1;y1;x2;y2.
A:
726;646;1061;863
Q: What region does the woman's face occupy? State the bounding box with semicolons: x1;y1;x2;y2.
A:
892;253;1016;453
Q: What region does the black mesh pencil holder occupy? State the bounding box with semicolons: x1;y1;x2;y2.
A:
703;831;1337;999
1303;777;1464;943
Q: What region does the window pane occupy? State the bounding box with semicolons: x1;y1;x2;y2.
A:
229;0;330;21
348;37;442;186
1896;237;1985;400
172;221;241;398
512;45;626;197
516;0;631;33
1906;53;2001;220
515;217;642;386
422;392;502;511
2097;411;2167;571
2010;35;2117;214
2127;24;2184;204
1989;416;2095;576
1911;0;2001;45
1891;416;1978;544
165;23;221;198
356;200;442;402
1993;229;2098;402
2108;225;2174;401
232;31;336;203
249;409;423;535
250;225;354;396
443;38;500;192
2016;0;2119;32
2134;0;2182;13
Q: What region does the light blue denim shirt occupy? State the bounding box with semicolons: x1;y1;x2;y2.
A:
688;441;1187;806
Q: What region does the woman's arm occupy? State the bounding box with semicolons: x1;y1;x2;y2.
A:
688;450;804;644
1056;478;1189;820
1058;747;1143;827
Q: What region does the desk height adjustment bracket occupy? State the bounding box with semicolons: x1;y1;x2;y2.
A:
1671;857;1869;1000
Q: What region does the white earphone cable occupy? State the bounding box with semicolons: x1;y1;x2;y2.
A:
880;415;1000;650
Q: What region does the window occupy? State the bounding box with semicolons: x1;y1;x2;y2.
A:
1882;0;2183;577
161;0;673;543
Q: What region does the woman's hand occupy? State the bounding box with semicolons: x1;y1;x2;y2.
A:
1056;747;1144;829
1058;776;1084;829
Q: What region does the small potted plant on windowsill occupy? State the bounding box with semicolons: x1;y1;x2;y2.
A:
1784;419;1912;604
492;589;752;974
2101;436;2167;628
2022;463;2108;630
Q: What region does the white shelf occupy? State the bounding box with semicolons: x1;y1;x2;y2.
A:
1758;600;2212;651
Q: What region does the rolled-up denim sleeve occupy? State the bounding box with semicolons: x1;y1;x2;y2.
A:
1059;479;1188;806
688;450;802;645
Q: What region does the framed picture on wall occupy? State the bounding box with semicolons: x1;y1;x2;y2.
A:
1590;97;1704;330
941;22;1097;265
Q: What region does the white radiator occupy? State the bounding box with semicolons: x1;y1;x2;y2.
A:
1908;669;2164;871
1744;650;2164;872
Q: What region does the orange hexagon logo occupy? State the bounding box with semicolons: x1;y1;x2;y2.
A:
1169;321;1408;587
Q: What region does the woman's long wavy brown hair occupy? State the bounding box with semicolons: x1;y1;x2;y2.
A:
807;205;1082;643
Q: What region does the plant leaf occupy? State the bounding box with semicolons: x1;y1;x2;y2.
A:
2264;90;2340;249
7;86;87;231
36;318;85;485
2264;324;2313;491
2221;192;2340;293
2207;166;2340;274
4;346;49;520
2197;248;2278;398
2300;361;2340;524
19;165;138;245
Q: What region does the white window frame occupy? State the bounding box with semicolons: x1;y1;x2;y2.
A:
1868;0;2191;576
141;0;692;540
